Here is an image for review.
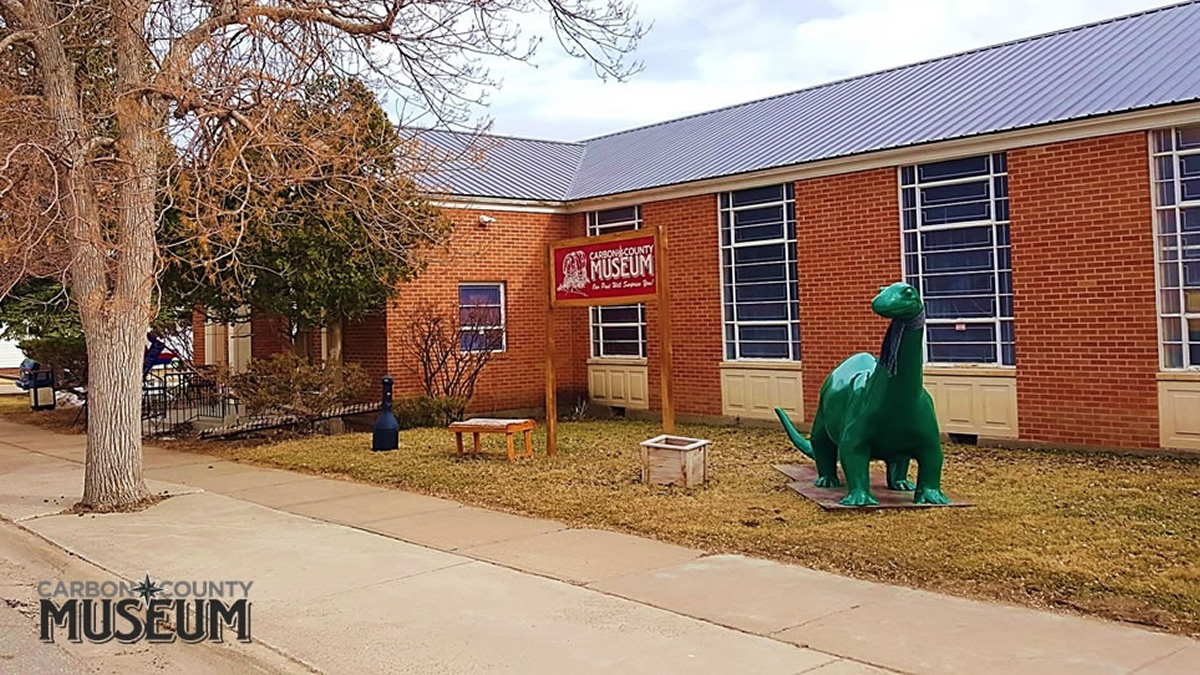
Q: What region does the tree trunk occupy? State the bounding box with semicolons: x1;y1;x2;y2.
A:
80;313;151;508
326;318;345;434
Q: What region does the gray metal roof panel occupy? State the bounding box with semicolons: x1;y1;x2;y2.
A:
417;2;1200;202
413;130;584;201
567;1;1200;199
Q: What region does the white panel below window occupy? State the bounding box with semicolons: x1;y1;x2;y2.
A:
588;361;649;409
923;369;1018;439
1159;376;1200;451
720;362;803;421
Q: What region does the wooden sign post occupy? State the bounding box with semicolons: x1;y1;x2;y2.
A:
546;226;675;456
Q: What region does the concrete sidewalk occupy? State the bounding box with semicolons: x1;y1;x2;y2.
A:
0;421;1196;674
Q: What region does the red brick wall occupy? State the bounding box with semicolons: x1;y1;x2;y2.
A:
794;168;901;417
191;309;206;366
381;209;588;413
250;311;290;361
642;194;725;415
345;312;388;388
1008;132;1159;448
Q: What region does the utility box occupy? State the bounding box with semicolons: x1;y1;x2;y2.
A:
28;368;55;411
639;435;709;487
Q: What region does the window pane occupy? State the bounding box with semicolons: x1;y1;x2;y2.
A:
1164;343;1185;369
1178;126;1200;150
922;226;992;251
1161;263;1181;288
1162;289;1182;315
460;307;501;326
733;205;784;227
736;302;790;321
735;282;788;303
738;325;788;344
459;285;501;306
1154;129;1175;153
1162;317;1183;342
1182;207;1200;232
731;185;784;207
1159;210;1178;234
928;324;996;344
1187;288;1200;313
735;224;784;243
596;206;638;226
738;339;789;359
917;156;989;182
734;244;786;265
926;296;995;319
928;342;995;363
922;249;993;273
598;305;640;324
923;272;994;296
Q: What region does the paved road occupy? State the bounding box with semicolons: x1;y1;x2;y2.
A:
0;421;1196;674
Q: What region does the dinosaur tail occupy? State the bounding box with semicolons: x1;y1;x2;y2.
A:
773;408;814;459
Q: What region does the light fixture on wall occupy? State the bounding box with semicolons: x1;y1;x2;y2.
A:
478;215;496;228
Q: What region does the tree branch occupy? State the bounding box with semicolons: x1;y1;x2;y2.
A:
0;29;34;52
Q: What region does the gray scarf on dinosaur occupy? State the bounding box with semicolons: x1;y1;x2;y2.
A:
879;310;926;377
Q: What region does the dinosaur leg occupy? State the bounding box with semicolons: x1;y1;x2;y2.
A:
885;457;915;491
808;411;840;488
837;441;878;507
913;439;950;505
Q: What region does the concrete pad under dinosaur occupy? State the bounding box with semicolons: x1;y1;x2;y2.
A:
773;464;972;510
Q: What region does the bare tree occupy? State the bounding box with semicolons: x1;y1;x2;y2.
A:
0;0;644;510
397;301;506;421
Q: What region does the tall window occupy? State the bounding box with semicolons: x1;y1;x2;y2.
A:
1152;126;1200;369
719;184;800;361
458;283;506;353
901;154;1014;365
587;206;647;358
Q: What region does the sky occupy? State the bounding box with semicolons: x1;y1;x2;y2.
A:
467;0;1174;141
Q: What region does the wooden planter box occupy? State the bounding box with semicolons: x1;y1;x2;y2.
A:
639;435;710;487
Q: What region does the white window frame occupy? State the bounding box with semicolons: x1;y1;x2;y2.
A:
586;206;647;359
899;153;1014;367
1151;125;1200;370
719;184;801;362
458;282;506;353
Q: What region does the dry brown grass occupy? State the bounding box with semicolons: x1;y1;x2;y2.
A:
0;394;84;432
184;418;1200;636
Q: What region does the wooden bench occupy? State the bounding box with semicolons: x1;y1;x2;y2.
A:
449;418;537;461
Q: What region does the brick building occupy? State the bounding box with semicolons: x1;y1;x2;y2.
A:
197;4;1200;451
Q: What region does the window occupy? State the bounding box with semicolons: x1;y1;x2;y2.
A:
719;184;800;360
587;206;647;358
1152;126;1200;369
458;283;505;352
900;154;1014;365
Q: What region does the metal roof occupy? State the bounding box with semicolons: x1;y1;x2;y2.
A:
420;1;1200;202
413;130;584;201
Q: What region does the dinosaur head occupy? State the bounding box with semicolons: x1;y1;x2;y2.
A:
872;282;924;321
873;282;925;377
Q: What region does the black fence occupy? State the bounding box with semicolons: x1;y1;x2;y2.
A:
141;370;235;437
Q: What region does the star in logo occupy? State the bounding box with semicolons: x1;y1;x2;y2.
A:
131;573;164;605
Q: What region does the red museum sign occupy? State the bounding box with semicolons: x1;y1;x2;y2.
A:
550;230;658;306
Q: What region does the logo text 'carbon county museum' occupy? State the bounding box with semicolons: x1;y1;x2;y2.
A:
38;574;252;644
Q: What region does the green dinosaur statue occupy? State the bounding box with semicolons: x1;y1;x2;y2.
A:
775;282;949;507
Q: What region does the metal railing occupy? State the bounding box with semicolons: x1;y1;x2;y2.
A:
141;369;236;437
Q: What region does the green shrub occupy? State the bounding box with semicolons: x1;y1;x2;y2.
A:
227;353;368;433
392;396;468;429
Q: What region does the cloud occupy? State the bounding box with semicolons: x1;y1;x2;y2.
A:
478;0;1168;140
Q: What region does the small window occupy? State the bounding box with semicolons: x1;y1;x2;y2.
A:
587;206;647;358
459;283;506;353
